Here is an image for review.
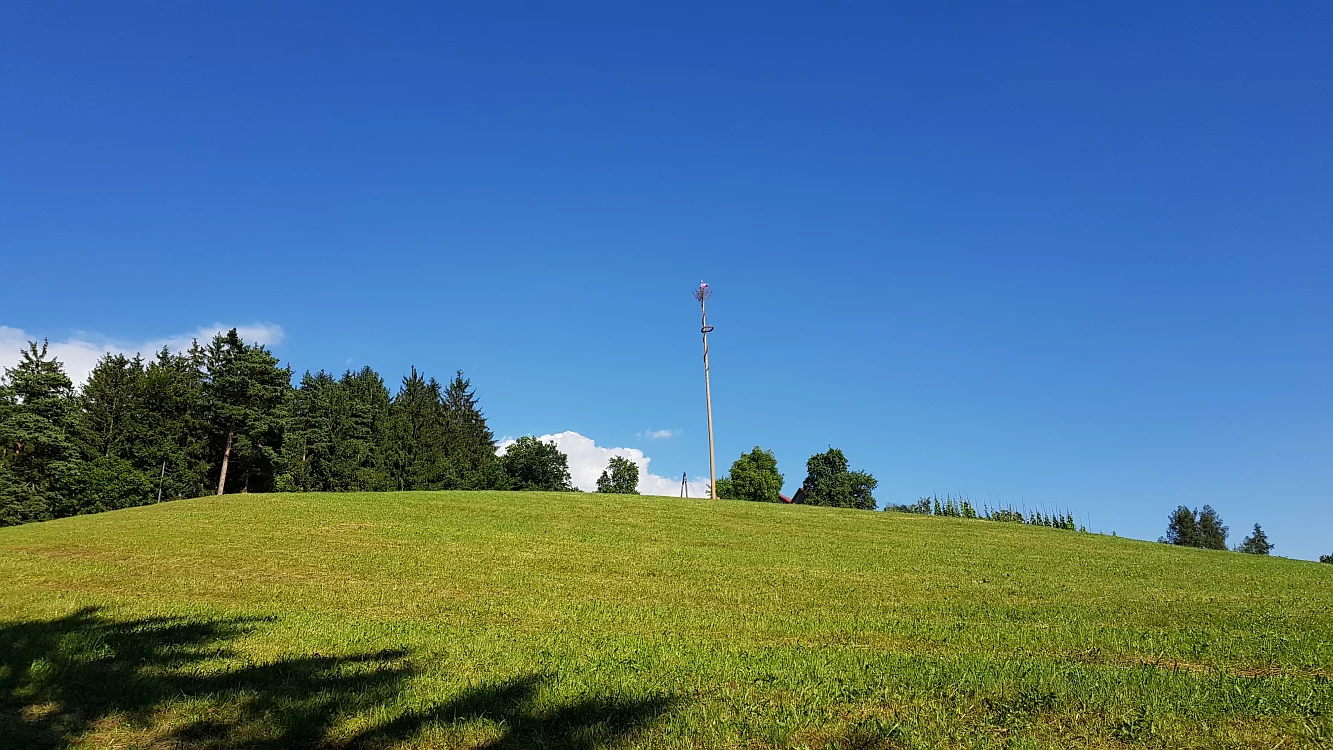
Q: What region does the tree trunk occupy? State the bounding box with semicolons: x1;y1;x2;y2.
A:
216;428;235;496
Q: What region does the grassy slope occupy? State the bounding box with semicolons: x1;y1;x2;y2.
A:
1;491;1330;749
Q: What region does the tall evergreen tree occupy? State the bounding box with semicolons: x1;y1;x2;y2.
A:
1198;505;1228;550
76;353;147;461
441;370;499;488
1164;506;1201;547
0;341;81;523
387;368;448;491
138;346;210;500
1236;523;1273;555
201;330;291;495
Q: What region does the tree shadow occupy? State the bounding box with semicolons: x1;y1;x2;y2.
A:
0;608;674;748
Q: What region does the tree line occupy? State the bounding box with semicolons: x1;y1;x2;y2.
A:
0;330;642;527
3;332;1328;563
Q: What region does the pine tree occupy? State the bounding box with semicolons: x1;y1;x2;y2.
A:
441;370;499;488
1198;505;1228;550
76;353;147;461
138;346;209;500
201;330;291;495
0;341;81;523
1236;523;1273;555
1165;506;1201;547
387;368;449;491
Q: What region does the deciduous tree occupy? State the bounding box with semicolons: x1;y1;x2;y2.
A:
715;446;783;502
596;456;639;494
501;436;574;492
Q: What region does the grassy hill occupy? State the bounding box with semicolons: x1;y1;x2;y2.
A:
1;491;1329;749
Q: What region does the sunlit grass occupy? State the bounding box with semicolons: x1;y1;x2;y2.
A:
2;491;1330;748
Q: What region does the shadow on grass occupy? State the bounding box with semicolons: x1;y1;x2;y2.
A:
0;607;674;748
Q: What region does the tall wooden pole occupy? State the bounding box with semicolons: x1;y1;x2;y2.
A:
699;285;717;499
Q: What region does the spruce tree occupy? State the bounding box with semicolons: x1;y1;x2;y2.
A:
1198;505;1228;550
201;330;290;495
1165;506;1202;547
138;346;209;500
387;368;449;491
0;341;81;523
1236;523;1273;555
441;370;499;488
76;353;147;461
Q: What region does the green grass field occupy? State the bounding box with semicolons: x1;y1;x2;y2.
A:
1;491;1330;749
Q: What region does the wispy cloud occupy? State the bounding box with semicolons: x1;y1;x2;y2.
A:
0;323;285;387
637;428;676;440
498;430;708;496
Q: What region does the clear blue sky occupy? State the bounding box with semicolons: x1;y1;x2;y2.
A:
2;3;1329;559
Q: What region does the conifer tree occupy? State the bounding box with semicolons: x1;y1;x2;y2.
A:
1236;523;1273;555
387;368;449;491
0;341;81;523
201;330;290;495
1165;506;1202;547
1198;505;1228;550
441;370;499;488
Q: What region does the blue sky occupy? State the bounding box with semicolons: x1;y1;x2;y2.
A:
2;3;1329;559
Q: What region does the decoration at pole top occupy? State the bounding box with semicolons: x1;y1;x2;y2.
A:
694;281;712;303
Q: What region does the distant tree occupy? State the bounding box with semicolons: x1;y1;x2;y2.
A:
1236;523;1273;555
1321;554;1333;564
386;367;449;491
1198;505;1228;550
137;345;209;500
0;341;81;524
441;371;500;489
76;353;147;461
1164;505;1202;547
799;448;877;510
596;456;640;495
885;497;932;514
715;446;783;502
201;330;290;495
501;436;574;492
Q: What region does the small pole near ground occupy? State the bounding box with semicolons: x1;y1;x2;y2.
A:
157;461;166;502
694;281;717;499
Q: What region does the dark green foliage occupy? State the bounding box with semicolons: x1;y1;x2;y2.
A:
0;331;514;526
386;368;449;491
70;457;154;514
596;456;639;495
798;448;877;510
1164;505;1228;550
1165;506;1202;547
501;436;574;492
0;341;80;524
201;330;291;495
1236;523;1273;555
885;498;932;514
440;371;500;489
1321;554;1332;564
1198;505;1228;550
714;446;783;502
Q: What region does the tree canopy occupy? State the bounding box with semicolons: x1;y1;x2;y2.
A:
798;448;876;510
715;446;783;503
596;456;639;495
500;436;575;492
1236;523;1273;555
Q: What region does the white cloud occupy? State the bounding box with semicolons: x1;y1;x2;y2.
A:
497;430;710;496
637;428;675;439
0;323;285;387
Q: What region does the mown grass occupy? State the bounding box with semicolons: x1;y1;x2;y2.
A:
1;491;1330;748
